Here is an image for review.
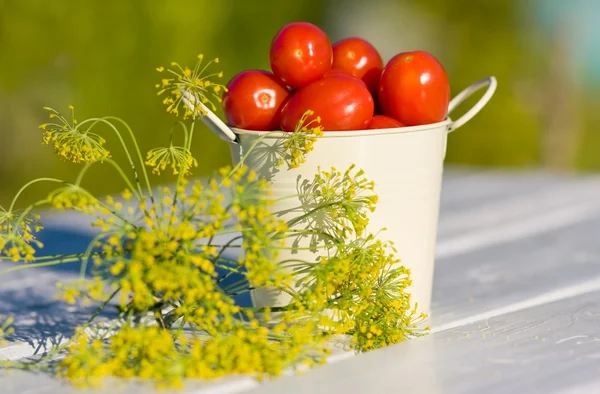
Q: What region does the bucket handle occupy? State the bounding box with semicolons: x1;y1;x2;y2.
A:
447;76;497;133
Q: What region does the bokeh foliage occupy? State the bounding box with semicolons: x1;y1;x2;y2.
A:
1;0;599;207
0;0;326;206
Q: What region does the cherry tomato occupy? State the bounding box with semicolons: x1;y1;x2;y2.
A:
332;37;383;96
269;22;333;89
222;70;290;131
367;115;405;129
324;69;367;87
325;68;355;79
280;75;374;132
378;51;450;126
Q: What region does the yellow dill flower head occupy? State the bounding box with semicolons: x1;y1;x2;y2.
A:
40;107;110;163
145;145;198;176
47;185;99;213
41;128;415;389
282;110;324;169
292;164;377;243
291;234;428;350
59;323;185;388
0;233;39;262
0;207;43;261
156;54;228;120
56;277;109;306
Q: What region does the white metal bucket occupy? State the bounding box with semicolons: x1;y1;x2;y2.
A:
228;77;497;316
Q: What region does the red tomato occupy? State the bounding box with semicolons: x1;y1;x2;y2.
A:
367;115;405;129
324;69;367;87
324;68;355;79
280;76;374;132
332;37;383;95
269;22;333;89
378;51;450;126
222;70;290;131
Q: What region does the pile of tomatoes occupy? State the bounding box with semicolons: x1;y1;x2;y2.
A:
222;22;450;132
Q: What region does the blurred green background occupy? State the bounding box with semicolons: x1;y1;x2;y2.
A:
1;0;599;207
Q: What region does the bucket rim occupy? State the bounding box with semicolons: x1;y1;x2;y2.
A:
231;118;452;139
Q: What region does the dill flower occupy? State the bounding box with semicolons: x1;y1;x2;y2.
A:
293;235;428;351
2;52;429;391
145;145;198;175
224;164;291;288
59;324;185;388
40;106;110;163
293;164;378;242
47;185;99;213
0;207;43;261
56;277;107;306
59;318;329;388
53;164;329;388
156;54;227;119
282;110;324;169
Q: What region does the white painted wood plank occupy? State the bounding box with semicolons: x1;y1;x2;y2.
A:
0;370;261;394
438;174;600;239
242;291;600;394
439;169;600;211
3;170;600;393
8;210;600;358
432;216;600;326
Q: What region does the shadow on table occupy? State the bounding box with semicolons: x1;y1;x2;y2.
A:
1;228;113;352
0;289;119;354
1;226;251;353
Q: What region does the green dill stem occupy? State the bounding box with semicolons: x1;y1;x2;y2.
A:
213;229;245;236
8;178;66;214
76;118;146;201
214;260;247;285
197;58;213;79
76;159;141;201
227;288;254;297
208;243;330;252
79;232;110;279
18;252;82;262
212;255;239;265
169;121;189;148
213;234;243;263
103;116;155;202
216;270;237;284
0;255;82;276
183;120;195;173
169;120;195;232
71;160;140;225
272;283;298;299
214;262;244;274
10;199;48;237
76;117;155;224
224;282;254;297
96;201;132;226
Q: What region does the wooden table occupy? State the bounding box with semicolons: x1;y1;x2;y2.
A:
3;168;600;393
